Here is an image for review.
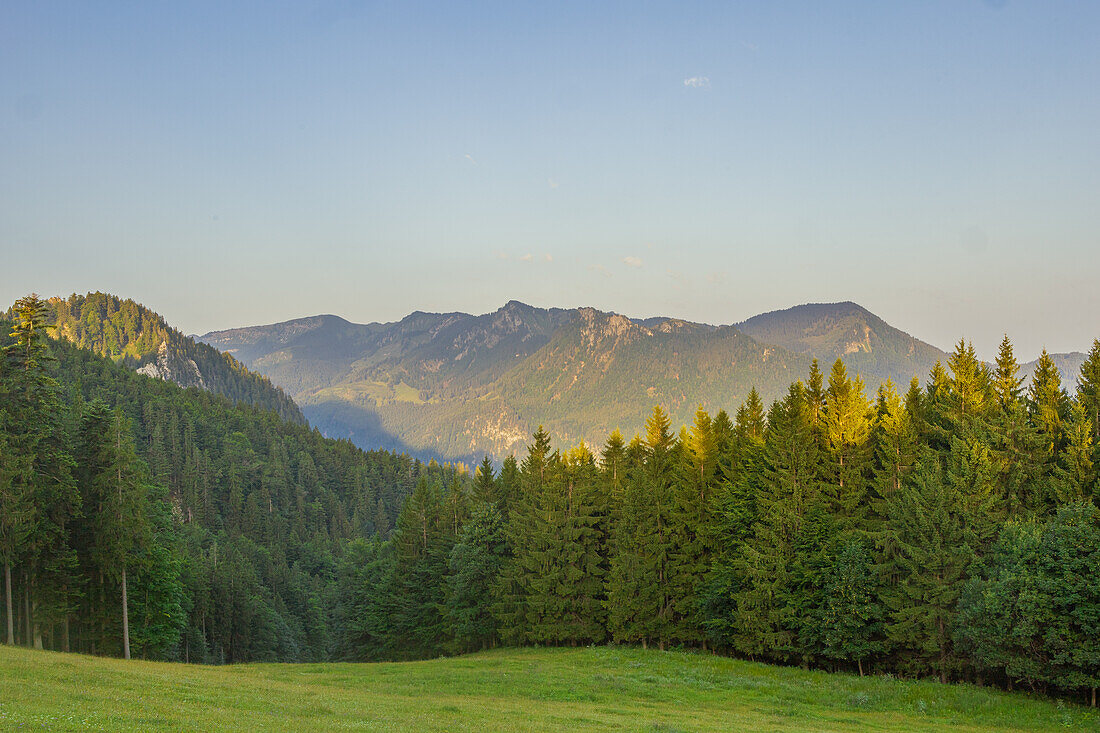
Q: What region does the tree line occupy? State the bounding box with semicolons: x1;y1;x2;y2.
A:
338;336;1100;705
4;291;1098;705
1;295;465;663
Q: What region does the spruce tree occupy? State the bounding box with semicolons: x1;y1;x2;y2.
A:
822;359;872;524
1055;400;1096;502
606;408;675;648
987;343;1045;517
391;477;450;657
4;294;78;650
1078;339;1100;445
446;503;507;652
79;404;151;659
669;407;718;647
734;384;819;661
735;387;766;441
880;452;972;682
1028;350;1071;456
819;538;883;676
472;456;497;506
992;336;1025;411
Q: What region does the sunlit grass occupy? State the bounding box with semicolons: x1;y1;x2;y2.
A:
1;645;1095;731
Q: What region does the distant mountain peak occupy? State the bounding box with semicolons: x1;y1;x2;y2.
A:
199;298;953;460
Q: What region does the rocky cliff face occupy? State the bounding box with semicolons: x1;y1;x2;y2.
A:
136;339;206;388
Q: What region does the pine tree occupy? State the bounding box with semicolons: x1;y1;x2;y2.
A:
0;388;33;646
698;400;761;652
992;336;1025;411
806;359;825;429
606;407;675;648
4;294;78;650
1078;340;1100;445
946;340;991;423
600;429;627;510
79;404;151;659
819;538;883;676
669;407;718;646
1028;350;1071;457
822;359;872;525
871;380;918;502
493;429;553;645
734;384;819;661
391;477;450;657
472;456;496;506
446;503;507;652
1055;400;1096;502
735;388;766;441
497;455;520;519
880;452;972;682
987;343;1045;517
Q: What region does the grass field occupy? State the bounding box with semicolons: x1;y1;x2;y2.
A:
1;645;1097;732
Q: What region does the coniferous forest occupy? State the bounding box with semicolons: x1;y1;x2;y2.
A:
0;295;467;663
3;294;1099;707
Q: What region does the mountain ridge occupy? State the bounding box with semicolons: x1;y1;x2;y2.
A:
32;292;306;424
200;300;947;460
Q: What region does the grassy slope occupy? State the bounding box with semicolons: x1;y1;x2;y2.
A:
2;646;1096;732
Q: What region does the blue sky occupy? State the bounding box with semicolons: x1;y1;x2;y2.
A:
2;1;1098;361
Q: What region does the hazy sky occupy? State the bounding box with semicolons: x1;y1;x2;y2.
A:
2;1;1098;361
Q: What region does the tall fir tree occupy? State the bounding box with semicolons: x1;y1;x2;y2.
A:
880;452;972;682
734;384;820;661
1028;350;1071;457
78;403;151;659
1078;339;1100;446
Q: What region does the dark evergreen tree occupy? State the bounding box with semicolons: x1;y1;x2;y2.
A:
819;538;883;676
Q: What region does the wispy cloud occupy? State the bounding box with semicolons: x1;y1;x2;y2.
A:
667;268;689;288
683;76;710;89
464;153;478;165
589;264;612;278
706;271;727;284
500;251;553;264
623;256;643;268
548;178;559;189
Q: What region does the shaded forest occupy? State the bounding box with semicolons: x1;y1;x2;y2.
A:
1;296;467;663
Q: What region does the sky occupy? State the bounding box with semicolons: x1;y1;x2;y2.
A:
2;1;1098;361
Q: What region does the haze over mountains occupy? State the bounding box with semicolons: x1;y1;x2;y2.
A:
200;299;981;462
17;292;1089;463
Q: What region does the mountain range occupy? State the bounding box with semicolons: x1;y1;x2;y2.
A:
21;292;1087;463
200;300;962;461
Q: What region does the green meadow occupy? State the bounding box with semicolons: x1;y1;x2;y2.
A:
2;645;1096;732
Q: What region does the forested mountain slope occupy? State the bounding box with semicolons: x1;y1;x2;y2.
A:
736;301;947;387
0;303;467;664
202;301;950;460
34;292;305;424
1023;351;1088;386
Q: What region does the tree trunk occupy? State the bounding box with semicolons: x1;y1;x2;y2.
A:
1092;686;1096;708
858;658;864;677
121;566;131;660
63;616;70;653
24;577;31;647
3;564;12;645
